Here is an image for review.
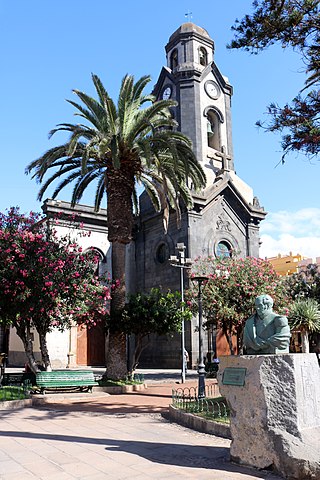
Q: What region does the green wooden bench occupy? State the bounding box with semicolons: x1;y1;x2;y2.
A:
36;369;98;394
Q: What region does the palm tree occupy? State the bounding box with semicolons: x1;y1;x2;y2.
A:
289;298;320;353
26;74;206;379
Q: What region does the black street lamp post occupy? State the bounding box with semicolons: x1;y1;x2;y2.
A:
192;275;208;399
170;243;192;384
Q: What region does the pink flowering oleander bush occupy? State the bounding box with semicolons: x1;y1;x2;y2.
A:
187;256;288;354
0;207;112;372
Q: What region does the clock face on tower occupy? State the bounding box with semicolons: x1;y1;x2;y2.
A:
204;80;220;99
162;86;172;100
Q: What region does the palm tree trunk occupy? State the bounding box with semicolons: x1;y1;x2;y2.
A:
105;240;127;379
105;166;135;380
301;330;310;353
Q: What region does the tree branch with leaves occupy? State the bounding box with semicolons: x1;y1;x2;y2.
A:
229;0;320;162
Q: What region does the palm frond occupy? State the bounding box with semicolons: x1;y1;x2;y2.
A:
66;100;103;131
71;169;103;206
28;72;206;238
91;74;110;107
289;298;320;332
132;75;151;101
94;175;106;211
36;162;81;200
72;90;106;127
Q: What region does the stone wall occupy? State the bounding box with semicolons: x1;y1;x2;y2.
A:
217;354;320;480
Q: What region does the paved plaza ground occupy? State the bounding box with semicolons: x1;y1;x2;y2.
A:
0;369;283;480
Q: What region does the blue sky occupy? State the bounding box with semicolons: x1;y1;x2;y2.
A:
0;0;319;259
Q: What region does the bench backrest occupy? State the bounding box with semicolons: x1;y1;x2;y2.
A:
36;370;97;386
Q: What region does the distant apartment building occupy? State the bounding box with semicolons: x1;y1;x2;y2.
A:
267;253;320;355
267;252;320;276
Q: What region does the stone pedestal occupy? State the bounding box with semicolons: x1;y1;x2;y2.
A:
217;354;320;479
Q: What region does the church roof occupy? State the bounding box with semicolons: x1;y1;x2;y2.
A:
168;22;211;42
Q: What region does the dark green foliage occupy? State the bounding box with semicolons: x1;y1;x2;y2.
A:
118;288;191;336
284;263;320;301
229;1;320;161
288;297;320;332
114;288;192;372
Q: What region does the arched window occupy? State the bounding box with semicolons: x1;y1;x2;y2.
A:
206;110;220;150
83;247;107;276
199;47;208;66
155;242;169;264
216;241;232;258
170;49;178;70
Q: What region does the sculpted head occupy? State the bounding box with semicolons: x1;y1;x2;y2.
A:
255;294;274;319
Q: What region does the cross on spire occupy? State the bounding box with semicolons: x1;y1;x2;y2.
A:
185;11;193;22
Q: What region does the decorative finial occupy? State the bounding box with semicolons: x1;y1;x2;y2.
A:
185;10;192;22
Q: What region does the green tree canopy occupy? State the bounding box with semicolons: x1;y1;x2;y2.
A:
229;0;320;162
288;297;320;352
187;256;288;354
117;288;191;374
284;263;320;300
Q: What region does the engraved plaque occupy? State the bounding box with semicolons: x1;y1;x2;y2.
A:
222;367;247;386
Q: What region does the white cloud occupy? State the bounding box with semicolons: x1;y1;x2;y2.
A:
259;208;320;260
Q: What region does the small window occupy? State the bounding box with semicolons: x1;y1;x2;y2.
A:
171;49;178;70
156;243;169;264
199;47;208;66
216;241;232;258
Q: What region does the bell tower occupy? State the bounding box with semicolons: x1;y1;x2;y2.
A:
153;22;234;186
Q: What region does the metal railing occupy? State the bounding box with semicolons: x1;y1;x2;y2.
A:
172;384;230;423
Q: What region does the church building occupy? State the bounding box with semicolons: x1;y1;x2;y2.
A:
4;23;266;370
131;23;266;367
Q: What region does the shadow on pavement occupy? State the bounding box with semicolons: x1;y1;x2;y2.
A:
0;428;273;477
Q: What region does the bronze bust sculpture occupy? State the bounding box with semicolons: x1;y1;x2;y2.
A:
243;294;291;355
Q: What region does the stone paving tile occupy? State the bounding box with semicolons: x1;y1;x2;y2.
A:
61;461;106;478
0;452;11;462
38;473;75;480
0;471;37;480
43;451;80;466
0;384;285;480
7;451;43;465
0;460;26;476
23;460;63;477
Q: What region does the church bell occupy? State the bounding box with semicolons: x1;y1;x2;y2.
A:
207;120;214;137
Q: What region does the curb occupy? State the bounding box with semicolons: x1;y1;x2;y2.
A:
165;404;231;439
93;384;147;394
0;384;148;410
0;398;33;411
